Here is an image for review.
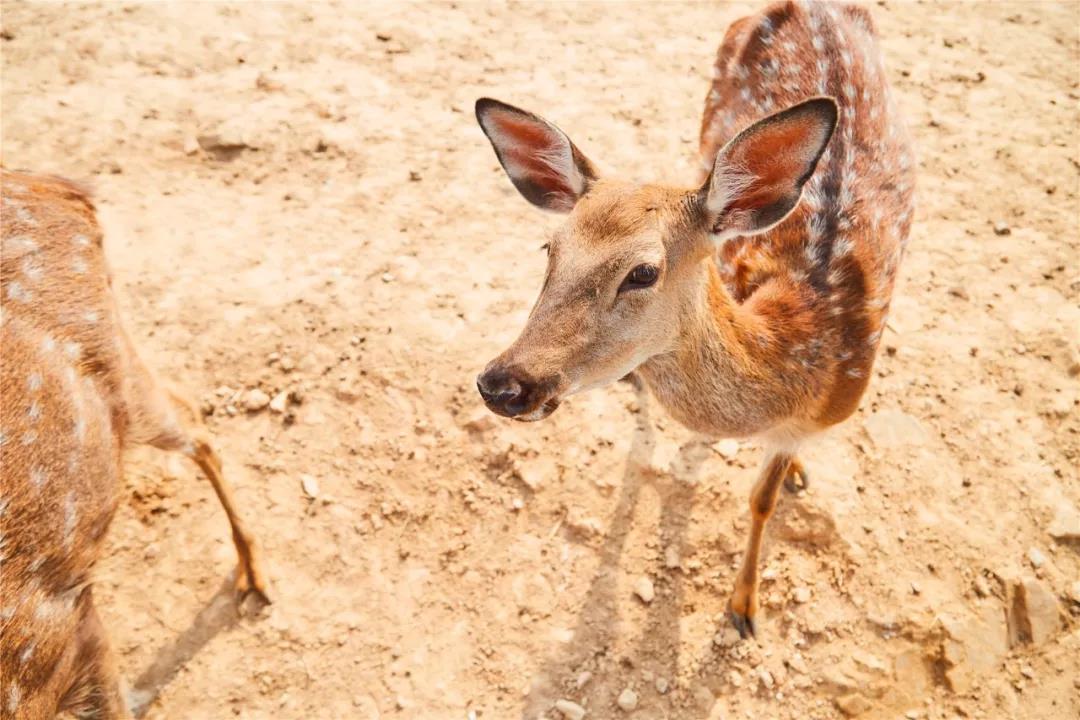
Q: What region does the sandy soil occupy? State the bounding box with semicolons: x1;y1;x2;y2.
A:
2;1;1078;719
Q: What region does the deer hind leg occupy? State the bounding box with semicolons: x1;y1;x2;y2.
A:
60;590;132;719
119;333;270;605
728;452;793;639
158;385;271;606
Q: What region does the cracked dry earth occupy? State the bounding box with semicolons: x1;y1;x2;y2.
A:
1;1;1078;719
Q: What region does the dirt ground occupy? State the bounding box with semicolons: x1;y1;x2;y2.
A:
2;1;1078;719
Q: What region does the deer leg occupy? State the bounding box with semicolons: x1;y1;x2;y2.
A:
728;452;792;639
783;457;809;493
153;386;270;607
63;592;131;719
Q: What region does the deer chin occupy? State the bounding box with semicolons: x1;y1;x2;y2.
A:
514;396;561;422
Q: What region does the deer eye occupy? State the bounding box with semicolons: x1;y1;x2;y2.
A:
620;263;659;292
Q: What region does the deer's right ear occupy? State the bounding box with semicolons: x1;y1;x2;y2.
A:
475;98;598;213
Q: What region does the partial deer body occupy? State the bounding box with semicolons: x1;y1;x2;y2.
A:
0;170;268;719
475;0;913;637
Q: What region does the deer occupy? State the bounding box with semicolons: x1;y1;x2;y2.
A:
0;169;270;719
473;0;914;639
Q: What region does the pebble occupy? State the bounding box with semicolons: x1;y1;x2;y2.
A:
786;654;809;674
1069;580;1080;604
242;388;270;412
664;545;681;569
1047;504;1080;542
633;577;655;604
554;699;586;720
758;668;775;689
1027;546;1047;569
993;220;1011;236
279;355;296;372
1010;577;1062;645
269;391;288;414
792;586;812;604
654;677;669;694
300;474;320;499
1019;665;1035;679
575;671;592;689
714;626;741;648
714;438;740;460
727;669;743;688
616;688;638;712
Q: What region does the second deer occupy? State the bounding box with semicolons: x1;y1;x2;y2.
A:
474;0;914;637
1;169;269;718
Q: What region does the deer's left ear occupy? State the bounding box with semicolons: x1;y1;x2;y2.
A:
476;98;599;213
701;97;837;239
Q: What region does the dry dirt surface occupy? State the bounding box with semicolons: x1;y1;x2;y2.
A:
2;1;1079;719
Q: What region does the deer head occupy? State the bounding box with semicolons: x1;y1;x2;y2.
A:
474;97;837;421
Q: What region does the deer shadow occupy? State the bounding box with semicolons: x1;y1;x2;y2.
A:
521;384;718;718
127;576;259;717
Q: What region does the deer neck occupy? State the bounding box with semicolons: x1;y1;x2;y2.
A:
637;259;788;438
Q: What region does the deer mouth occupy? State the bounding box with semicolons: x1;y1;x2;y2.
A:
514;396;562;422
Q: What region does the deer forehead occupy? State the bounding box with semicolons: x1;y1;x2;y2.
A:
558;182;688;256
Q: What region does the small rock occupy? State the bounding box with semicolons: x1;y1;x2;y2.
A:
758;668;774;689
663;545;681;569
786;654;809;675
654;677;669;694
727;669;743;688
269;391;288;414
300;474;320;499
1047;504;1080;542
973;574;992;598
554;699;586;720
792;586;812;604
713;626;741;648
182;135;200;155
616;688;638;712
714;438;740;460
1069;580;1080;604
835;693;872;717
279;355;296;372
575;671;592;689
1027;546;1047;569
242;388;270;412
993;221;1011;236
1009;577;1062;645
516;456;556;491
633;577;655;604
1019;665;1035;679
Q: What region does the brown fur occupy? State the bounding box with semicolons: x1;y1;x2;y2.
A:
1;169;269;718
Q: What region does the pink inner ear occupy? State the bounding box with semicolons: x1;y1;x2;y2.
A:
491;112;577;201
726;121;822;211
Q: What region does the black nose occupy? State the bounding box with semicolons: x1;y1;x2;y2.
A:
477;369;530;417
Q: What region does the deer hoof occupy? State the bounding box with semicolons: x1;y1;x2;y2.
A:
783;463;810;494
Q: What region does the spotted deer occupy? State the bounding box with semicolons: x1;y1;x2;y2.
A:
474;0;913;638
0;170;269;719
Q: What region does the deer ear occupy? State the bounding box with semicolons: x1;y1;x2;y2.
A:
702;97;837;239
476;98;598;213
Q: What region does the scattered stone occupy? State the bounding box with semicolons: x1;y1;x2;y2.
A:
300;474;320;499
516;455;556;491
973;574;992;598
792;586;812;604
727;669;743;688
787;654;809;675
633;577;655;604
1019;665;1035;679
279;355;296;372
714;626;741;648
554;699;586;720
1027;546;1047;569
864;409;927;448
663;545;681;569
1069;580;1080;604
993;220;1011;236
714;438;740;460
182;135;200;155
269;391;288;414
758;668;775;690
241;388;270;412
1009;577;1062;646
575;671;592;689
616;688;638;712
939;606;1009;693
1047;504;1080;542
835;693;872;717
654;677;669;694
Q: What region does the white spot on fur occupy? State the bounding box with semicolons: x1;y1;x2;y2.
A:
6;281;31;303
4;235;39;254
15;207;37;226
28;401;42;423
84;310;99;324
20;257;44;282
18;641;35;664
832;235;854;258
21;430;37;446
64;342;82;360
7;685;20;713
30;467;46;488
72;257;88;274
41;334;56;353
845;367;864;379
28;372;43;392
73;233;91;247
